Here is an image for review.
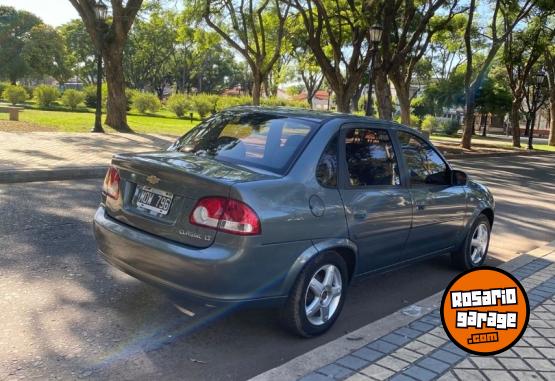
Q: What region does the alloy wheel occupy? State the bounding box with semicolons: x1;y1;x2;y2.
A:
304;264;343;326
470;223;489;264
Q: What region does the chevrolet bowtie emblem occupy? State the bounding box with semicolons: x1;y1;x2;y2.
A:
146;175;160;185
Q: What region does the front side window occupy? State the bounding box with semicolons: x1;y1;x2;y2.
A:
169;112;317;174
344;128;400;187
397;131;449;185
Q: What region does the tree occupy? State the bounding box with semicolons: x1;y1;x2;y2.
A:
0;6;42;83
202;0;290;105
68;0;144;132
288;0;374;112
375;0;463;123
461;0;537;149
59;19;97;84
22;24;72;84
546;48;555;146
503;15;554;147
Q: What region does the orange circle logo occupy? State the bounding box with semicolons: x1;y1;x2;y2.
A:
441;267;529;356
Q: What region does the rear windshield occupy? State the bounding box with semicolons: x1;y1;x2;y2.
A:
169;112;318;174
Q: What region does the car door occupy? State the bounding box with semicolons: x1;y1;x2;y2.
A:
395;130;467;257
338;125;413;273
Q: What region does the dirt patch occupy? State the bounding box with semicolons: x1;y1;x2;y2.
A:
0;121;57;132
433;140;518;156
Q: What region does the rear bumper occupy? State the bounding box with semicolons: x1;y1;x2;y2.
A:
93;206;300;306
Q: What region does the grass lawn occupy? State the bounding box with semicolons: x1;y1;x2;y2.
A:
430;134;555;152
0;107;198;136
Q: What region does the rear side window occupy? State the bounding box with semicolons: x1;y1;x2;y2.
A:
397;131;449;185
170;112;317;174
344;128;400;187
316;134;338;187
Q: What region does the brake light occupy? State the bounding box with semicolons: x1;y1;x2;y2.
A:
189;197;261;235
102;166;120;200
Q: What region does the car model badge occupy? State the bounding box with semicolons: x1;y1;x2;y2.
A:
146;175;160;185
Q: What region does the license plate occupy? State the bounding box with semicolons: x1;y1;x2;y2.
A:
135;186;173;215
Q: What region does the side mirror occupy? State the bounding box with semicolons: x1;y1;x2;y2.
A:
451;169;468;186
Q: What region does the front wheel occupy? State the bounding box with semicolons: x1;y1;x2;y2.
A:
280;252;348;337
452;214;491;270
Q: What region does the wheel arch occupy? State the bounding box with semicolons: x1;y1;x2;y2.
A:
280;239;358;296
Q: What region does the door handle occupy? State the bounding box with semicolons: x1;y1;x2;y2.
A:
354;211;368;220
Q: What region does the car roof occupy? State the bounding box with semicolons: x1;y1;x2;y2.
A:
226;106;414;132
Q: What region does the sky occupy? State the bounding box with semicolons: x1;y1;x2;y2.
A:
0;0;79;26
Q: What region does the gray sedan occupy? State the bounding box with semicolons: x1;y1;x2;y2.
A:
93;107;494;337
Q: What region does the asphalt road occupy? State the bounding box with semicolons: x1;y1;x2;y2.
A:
0;153;554;381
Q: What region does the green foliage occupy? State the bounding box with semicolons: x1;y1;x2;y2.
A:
395;114;421;128
133;92;161;114
0;6;41;82
0;82;9;99
83;84;107;108
260;97;309;109
421;115;459;136
61;89;85;110
58;19;96;84
33;85;60;107
166;93;193;117
2;85;27;105
191;93;218;118
215;95;253;111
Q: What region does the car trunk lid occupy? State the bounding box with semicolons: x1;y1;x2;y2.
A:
105;151;268;248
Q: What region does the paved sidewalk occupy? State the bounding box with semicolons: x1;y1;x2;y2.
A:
0;132;175;171
253;242;555;381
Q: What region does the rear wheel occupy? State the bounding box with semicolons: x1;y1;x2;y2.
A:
452;214;491;270
280;252;348;337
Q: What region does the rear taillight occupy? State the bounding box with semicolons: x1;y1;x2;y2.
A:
189;197;261;236
102;166;121;200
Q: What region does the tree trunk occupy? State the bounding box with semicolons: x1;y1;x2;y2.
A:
374;69;392;120
335;89;351;113
391;74;412;126
510;101;521;147
351;83;364;112
252;74;262;106
461;88;475;149
103;48;131;132
550;91;555;146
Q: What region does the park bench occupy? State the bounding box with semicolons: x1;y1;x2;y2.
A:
0;106;24;121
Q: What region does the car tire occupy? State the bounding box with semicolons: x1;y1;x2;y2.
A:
452;214;491;271
280;251;348;337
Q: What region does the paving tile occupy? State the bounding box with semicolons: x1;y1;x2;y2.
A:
410;321;435;333
395;327;422;339
481;370;516;381
524;337;552;347
366;340;398;354
436;371;458;381
453;369;487;380
336;355;369;371
404;340;435;356
498;357;531;371
300;372;334;381
392;348;422;363
512;347;543;359
418;334;447;347
510;371;544;380
430;349;463;365
389;374;415;381
440;342;467;357
382;333;411;346
359;364;394;380
403;365;437;381
456;358;474;368
376;356;410;372
523;359;555;371
537;347;555;358
469;356;503;370
352;347;384;362
417;357;450;373
344;374;372;381
539;372;555;381
318;363;354;379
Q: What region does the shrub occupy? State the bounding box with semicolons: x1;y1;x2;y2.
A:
61;89;85;110
261;96;309;109
132;92;161;114
83;84;107;108
167;93;193;117
215;95;252;111
2;85;27;105
191;94;218;118
33;85;60;107
421;115;439;133
437;117;460;136
395;114;421;128
0;82;9;100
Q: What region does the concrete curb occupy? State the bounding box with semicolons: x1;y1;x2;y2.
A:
249;240;555;381
0;166;108;184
